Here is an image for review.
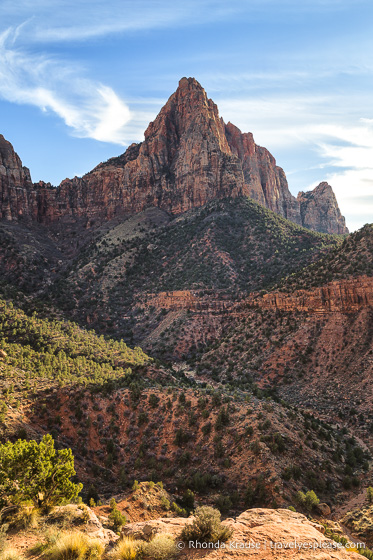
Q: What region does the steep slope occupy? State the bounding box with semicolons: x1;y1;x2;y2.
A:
1;318;368;511
0;298;154;393
277;223;373;291
43;198;341;355
0;78;348;234
195;223;373;441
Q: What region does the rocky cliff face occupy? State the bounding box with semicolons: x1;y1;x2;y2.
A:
0;134;35;221
122;509;361;560
298;182;348;234
248;275;373;314
224;122;302;225
0;78;348;234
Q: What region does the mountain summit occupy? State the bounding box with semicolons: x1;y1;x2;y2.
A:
0;77;348;234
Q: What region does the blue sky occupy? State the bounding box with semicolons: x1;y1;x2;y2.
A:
0;0;372;231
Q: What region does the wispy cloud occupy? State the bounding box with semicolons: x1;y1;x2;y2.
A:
217;92;373;231
0;1;244;43
0;0;362;44
0;27;132;144
311;121;373;231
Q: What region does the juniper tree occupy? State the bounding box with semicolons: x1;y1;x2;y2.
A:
0;434;82;509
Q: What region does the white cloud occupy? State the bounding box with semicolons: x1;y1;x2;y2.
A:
217;93;373;231
0;27;132;144
309;121;373;231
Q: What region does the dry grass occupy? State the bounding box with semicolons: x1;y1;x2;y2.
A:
44;531;104;560
14;504;40;529
0;548;25;560
109;537;144;560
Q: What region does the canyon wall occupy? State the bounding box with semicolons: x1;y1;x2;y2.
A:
247;275;373;314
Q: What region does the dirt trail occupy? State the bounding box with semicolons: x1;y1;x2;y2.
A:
332;490;369;520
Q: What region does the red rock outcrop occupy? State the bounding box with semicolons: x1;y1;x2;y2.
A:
0;78;348;234
0;134;35;221
142;290;234;312
298;182;348;234
247;275;373;314
225;122;302;225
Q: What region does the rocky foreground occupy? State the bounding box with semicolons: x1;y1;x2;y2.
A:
4;505;364;559
122;508;361;559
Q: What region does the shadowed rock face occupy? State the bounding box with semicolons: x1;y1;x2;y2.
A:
0;78;348;234
0;134;34;221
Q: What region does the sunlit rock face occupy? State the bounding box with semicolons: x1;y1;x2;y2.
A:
0;78;348;234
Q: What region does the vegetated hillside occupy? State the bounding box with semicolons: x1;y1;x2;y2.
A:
195;221;373;443
0;301;369;513
21;386;371;509
277;223;372;292
0;221;63;303
197;305;372;422
0;298;161;409
45;197;341;346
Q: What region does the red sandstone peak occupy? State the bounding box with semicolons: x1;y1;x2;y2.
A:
144;76;231;155
0;78;349;234
0;134;34;221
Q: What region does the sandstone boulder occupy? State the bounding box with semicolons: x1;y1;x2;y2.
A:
317;503;332;516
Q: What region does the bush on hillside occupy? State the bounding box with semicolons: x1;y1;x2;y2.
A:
294;490;320;511
109;498;127;532
180;506;232;544
145;534;178;559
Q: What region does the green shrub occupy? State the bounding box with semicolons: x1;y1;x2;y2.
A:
294;490;306;507
214;495;232;514
171;502;188;517
0;435;82;509
145;534;177;559
160;495;170;510
294;490;319;511
109;500;127;532
304;490;320;511
180;506;232;544
180;489;195;511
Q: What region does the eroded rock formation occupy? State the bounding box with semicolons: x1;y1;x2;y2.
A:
248;275;373;314
0;78;348;234
298;182;348;234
